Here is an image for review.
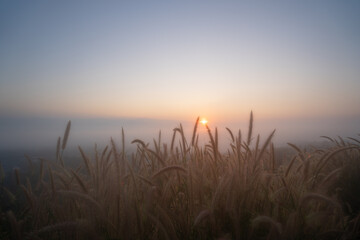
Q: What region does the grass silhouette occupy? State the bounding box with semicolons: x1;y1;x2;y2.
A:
0;113;359;239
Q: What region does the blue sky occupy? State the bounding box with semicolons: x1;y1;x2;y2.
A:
1;1;360;125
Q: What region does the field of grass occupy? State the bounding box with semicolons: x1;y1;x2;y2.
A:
1;113;359;240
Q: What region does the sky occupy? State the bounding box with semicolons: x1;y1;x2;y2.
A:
0;1;360;149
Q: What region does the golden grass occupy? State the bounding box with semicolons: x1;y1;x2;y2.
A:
1;113;359;239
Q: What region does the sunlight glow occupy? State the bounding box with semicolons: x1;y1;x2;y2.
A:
200;118;208;125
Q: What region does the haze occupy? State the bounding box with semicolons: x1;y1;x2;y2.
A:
1;1;359;150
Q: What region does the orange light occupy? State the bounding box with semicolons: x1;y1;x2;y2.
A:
200;118;208;125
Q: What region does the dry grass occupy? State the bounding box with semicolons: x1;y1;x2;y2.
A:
0;114;359;239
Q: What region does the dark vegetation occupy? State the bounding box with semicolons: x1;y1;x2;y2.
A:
0;112;359;239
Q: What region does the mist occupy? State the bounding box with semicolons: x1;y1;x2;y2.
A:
1;115;359;152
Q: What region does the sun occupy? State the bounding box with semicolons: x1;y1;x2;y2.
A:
200;118;208;126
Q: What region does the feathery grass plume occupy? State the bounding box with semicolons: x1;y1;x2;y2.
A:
105;148;112;166
191;117;200;146
56;136;61;162
71;170;88;193
319;167;342;189
55;172;70;189
137;174;154;186
153;140;159;153
5;112;358;239
187;164;194;216
338;136;346;146
315;146;358;177
154;130;161;154
48;166;56;195
94;144;100;189
321;135;335;143
100;145;109;161
111;137;124;175
170;128;177;151
195;134;199;147
162;143;168;161
285;156;297;177
287;143;305;161
270;143;275;172
348;137;360;144
20;184;34;210
247;111;253;145
78;146;93;177
122;127;125;157
256;129;276;163
147;148;166;167
131;139;147;148
25;177;32;194
62;120;71;150
124;158;139;201
206;125;218;165
226;127;235;143
303;158;311;181
254;134;260;161
236;129;242;167
296;164;303;173
179;124;188;155
152;165;187;179
215;127;219;152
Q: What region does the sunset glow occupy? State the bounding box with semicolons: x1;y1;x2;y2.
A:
1;3;360;238
200;118;208;126
0;1;359;147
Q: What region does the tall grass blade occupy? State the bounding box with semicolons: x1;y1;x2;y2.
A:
62;120;71;150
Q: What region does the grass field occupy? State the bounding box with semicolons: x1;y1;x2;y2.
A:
1;113;359;240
